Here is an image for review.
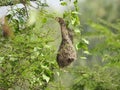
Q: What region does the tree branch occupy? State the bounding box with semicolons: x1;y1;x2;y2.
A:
0;0;36;6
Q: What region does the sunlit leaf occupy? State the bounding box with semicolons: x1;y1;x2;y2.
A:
42;74;50;83
80;57;87;60
83;51;91;55
82;38;89;45
74;28;80;33
72;11;80;15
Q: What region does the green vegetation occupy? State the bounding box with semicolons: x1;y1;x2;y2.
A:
0;0;120;90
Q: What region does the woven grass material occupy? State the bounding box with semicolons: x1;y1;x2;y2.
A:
56;17;76;68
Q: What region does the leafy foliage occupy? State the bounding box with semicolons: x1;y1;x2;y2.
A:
71;0;120;89
72;66;120;90
0;6;57;90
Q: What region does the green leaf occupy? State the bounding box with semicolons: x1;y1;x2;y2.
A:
42;18;47;23
72;11;80;15
60;1;67;6
80;57;87;60
0;57;4;63
74;0;78;5
74;28;80;33
83;51;91;55
71;18;76;25
76;41;88;50
42;74;50;83
82;38;89;45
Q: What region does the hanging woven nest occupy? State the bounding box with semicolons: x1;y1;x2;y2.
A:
55;17;77;68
